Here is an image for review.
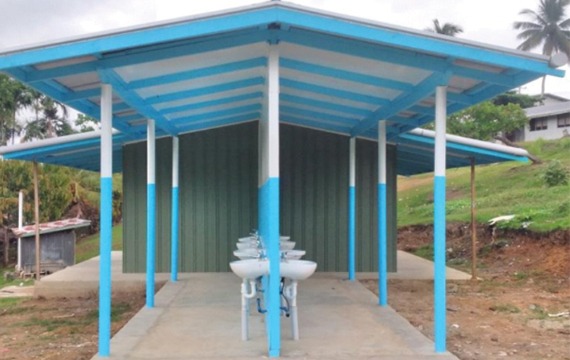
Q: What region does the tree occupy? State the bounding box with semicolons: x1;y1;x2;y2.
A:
445;101;528;141
0;75;36;145
514;0;570;96
492;91;539;108
75;114;99;133
22;96;74;141
425;19;464;36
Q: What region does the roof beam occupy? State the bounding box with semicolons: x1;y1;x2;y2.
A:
145;77;265;105
351;71;452;136
280;78;390;105
160;91;263;115
280;93;370;117
175;112;259;134
98;69;177;135
280;105;359;127
281;114;352;135
280;57;413;92
169;103;261;123
128;57;267;89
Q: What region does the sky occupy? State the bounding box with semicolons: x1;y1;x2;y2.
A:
0;0;568;98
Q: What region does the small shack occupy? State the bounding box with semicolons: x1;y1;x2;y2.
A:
12;218;91;275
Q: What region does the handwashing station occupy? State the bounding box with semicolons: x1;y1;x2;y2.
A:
230;232;317;341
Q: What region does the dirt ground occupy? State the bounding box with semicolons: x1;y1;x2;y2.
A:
363;224;570;360
0;291;146;360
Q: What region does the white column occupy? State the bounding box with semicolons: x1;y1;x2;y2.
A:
348;137;356;280
377;121;388;306
170;136;179;282
17;190;23;271
146;119;156;307
98;83;113;357
434;86;447;353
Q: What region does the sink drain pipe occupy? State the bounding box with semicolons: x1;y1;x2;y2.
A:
283;281;299;340
241;279;257;341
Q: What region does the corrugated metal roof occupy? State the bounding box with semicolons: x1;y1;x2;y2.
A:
0;0;561;173
525;101;570;118
12;218;91;238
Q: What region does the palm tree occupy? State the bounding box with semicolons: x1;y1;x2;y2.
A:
514;0;570;96
425;19;464;36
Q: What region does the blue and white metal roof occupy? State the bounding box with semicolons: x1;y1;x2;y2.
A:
0;127;529;175
0;0;563;170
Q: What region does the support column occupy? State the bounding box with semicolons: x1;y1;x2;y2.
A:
434;86;447;353
171;136;179;282
146;119;156;308
98;83;113;357
348;137;356;281
377;121;388;307
259;44;280;358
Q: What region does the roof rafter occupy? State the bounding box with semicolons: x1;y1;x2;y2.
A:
98;68;177;135
351;71;453;136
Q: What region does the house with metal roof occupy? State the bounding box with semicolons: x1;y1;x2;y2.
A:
512;99;570;142
0;1;565;358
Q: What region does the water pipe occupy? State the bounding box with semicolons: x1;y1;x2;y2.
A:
241;279;257;341
283;280;299;340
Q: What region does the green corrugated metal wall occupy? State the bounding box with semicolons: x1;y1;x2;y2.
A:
122;122;397;273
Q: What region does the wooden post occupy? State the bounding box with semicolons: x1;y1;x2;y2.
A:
33;162;41;281
470;158;477;281
3;226;8;267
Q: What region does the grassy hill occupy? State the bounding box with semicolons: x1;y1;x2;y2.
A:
397;137;570;232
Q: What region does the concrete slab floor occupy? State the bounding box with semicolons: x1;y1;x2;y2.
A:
92;273;458;360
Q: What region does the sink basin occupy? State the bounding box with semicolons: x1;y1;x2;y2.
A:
282;249;305;260
230;259;269;279
238;236;256;242
233;249;260;259
280;260;317;281
236;242;257;250
280;236;290;241
279;241;295;250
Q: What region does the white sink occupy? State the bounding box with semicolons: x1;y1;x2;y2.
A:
236;242;257;250
238;236;256;242
280;241;295;250
280;260;317;281
282;249;305;260
233;249;260;259
230;259;269;280
280;236;290;241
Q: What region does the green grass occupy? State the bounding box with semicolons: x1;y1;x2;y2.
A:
398;138;570;232
75;224;123;263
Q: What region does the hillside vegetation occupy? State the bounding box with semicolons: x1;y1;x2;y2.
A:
398;137;570;232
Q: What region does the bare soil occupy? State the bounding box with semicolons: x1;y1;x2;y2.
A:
0;291;146;360
363;224;570;360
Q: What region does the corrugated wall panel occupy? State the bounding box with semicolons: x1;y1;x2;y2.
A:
123;122;396;272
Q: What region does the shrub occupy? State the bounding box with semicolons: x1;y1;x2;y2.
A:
542;160;569;187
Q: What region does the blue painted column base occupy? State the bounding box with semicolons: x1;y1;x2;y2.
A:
348;186;356;281
259;177;280;358
170;186;179;282
434;176;447;352
146;183;156;308
98;177;112;356
378;183;388;306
